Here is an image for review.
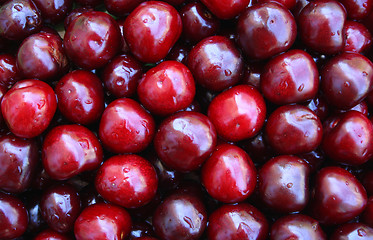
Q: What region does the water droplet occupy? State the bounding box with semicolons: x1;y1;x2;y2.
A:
270;19;274;24
345;181;349;185
14;4;22;11
85;99;92;104
363;71;368;76
344;81;350;87
143;18;148;23
183;217;194;229
37;99;45;109
116;80;123;86
287;183;293;188
331;32;335;36
280;80;288;89
157;80;163;87
123;168;129;173
358;228;367;237
68;89;72;94
112;133;119;139
224;69;232;76
298;84;304;92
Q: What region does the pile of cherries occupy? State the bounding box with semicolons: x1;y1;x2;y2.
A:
1;0;373;238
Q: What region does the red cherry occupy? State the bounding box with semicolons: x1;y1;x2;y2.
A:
32;0;73;24
34;229;70;240
339;0;373;20
0;54;20;89
330;223;373;239
104;0;145;17
200;0;251;19
362;197;373;228
257;0;297;10
343;21;372;54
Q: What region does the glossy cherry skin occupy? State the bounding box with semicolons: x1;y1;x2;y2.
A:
55;70;104;125
305;94;329;121
0;192;28;239
208;203;269;240
17;32;69;81
166;42;189;65
180;2;220;44
154;111;216;172
152;191;207;240
42;124;103;180
241;62;263;90
322;111;373;165
310;166;367;225
270;214;326;240
261;49;319;105
258;155;310;213
21;191;45;234
64;11;121;70
187;36;243;92
41;184;81;233
95;154;158;208
298;0;346;54
265;105;323;155
343;21;372;53
63;7;94;29
102;54;142;98
123;1;182;63
335;100;369;116
74;203;132;240
208;85;266;142
0;0;42;41
1;79;57;138
200;0;250;19
237;2;297;60
0;54;20;89
0;133;39;193
363;197;373;227
98;98;155;154
201;144;257;203
137;61;195;116
105;0;145;17
32;0;73;24
258;0;296;10
34;229;70;240
321;53;373;109
330;223;373;239
339;0;373;19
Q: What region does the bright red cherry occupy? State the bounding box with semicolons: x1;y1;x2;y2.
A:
1;79;57;138
330;223;373;239
123;1;182;63
200;0;251;19
207;85;266;142
34;229;70;240
95;154;158;208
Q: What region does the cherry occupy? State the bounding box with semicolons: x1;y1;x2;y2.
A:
1;79;57;138
75;0;102;7
105;0;145;17
128;222;155;240
237;2;297;60
261;49;319;105
74;203;132;240
200;0;251;19
362;197;373;228
335;100;369;116
137;61;195;116
207;85;266;142
98;98;155;154
0;54;20;89
330;223;373;239
123;1;182;63
239;130;275;164
32;0;73;24
34;229;70;240
305;94;329;121
242;62;263;90
258;0;297;10
166;42;190;64
187;36;244;92
21;191;45;234
339;0;373;20
95;154;158;208
343;21;372;54
362;170;373;195
64;7;94;29
207;203;269;240
64;11;121;70
55;70;104;125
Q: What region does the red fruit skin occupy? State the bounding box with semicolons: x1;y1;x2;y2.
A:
0;54;20;89
200;0;251;19
363;197;373;228
343;21;372;54
339;0;373;20
34;229;70;240
1;79;57;138
330;223;373;239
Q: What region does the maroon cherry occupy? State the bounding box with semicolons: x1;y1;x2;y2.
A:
305;94;329;121
75;0;101;7
74;203;132;240
258;0;297;10
201;144;257;203
104;0;145;17
200;0;251;19
310;166;367;225
0;54;20;89
330;223;373;239
152;191;207;240
99;98;155;154
137;61;195;116
34;229;70;240
1;79;57;138
187;36;243;92
42;124;103;180
55;70;104;125
265;104;323;155
335;100;369;116
22;191;45;234
123;1;182;63
208;203;269;240
363;197;373;228
64;7;94;29
208;85;266;142
343;21;372;53
64;11;121;70
339;0;373;20
32;0;73;24
237;2;297;60
261;49;319;105
270;214;326;240
95;154;158;208
166;42;190;64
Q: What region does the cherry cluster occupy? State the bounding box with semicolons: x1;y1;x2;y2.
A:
0;0;373;239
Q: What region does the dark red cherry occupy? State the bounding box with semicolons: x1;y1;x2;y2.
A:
32;0;73;24
95;154;158;208
362;170;373;195
0;0;42;41
0;54;20;89
98;98;155;154
343;21;372;53
75;0;102;7
63;7;94;29
330;223;373;239
208;203;268;240
298;0;346;54
21;191;45;234
0;133;38;193
207;85;266;142
270;214;326;240
152;191;207;240
41;184;81;233
116;19;130;53
42;124;103;180
261;49;319;105
241;62;263;90
321;52;373;109
166;42;190;64
257;0;297;10
105;0;145;17
237;2;297;60
162;0;185;5
127;222;155;240
335;100;369;116
305;94;329;121
0;192;28;239
74;203;132;240
363;197;373;228
17;32;69;81
137;61;195;116
339;0;373;20
64;11;121;70
265;104;323;154
1;79;57;138
200;0;251;19
55;70;104;125
102;54;142;98
123;1;182;63
310;166;367;225
201;144;257;203
34;229;70;240
187;36;243;92
239;130;275;165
